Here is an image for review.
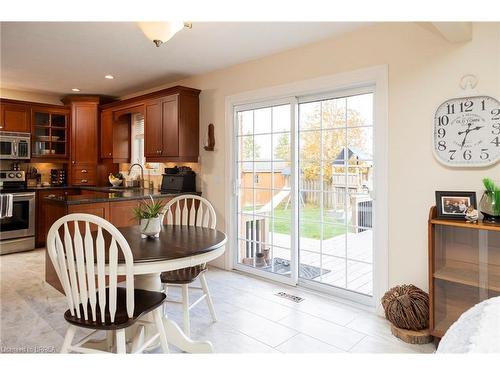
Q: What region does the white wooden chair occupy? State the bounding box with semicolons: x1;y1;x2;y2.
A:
160;194;217;336
46;213;169;354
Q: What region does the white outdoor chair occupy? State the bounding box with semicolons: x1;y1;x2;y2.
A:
160;194;217;336
47;213;169;354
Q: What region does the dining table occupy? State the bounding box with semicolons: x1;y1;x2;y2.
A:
90;224;227;353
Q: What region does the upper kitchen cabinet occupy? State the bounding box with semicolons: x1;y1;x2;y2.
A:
31;105;70;160
100;104;144;162
0;100;30;133
144;87;200;162
62;96;100;186
100;108;132;162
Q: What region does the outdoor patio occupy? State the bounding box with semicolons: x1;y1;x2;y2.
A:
268;230;373;296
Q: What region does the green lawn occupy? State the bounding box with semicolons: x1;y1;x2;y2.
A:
272;204;348;240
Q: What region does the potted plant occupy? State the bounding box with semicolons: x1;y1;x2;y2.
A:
133;196;166;238
480;178;500;223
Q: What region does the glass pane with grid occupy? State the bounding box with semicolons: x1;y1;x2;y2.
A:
236;104;292;276
298;93;374;296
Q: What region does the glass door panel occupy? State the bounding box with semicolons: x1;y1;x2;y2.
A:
298;92;374;297
235;103;293;278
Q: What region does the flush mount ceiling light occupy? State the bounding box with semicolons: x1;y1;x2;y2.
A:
137;22;192;47
71;88;80;92
104;74;114;80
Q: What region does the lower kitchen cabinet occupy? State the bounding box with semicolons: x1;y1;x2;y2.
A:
35;188;81;247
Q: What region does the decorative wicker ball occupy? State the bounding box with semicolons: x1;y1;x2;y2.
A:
381;284;429;331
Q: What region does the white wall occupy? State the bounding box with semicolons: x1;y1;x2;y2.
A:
0;87;63;105
130;22;500;289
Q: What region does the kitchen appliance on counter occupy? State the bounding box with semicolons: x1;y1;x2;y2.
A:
160;166;196;193
50;169;67;186
0;131;31;160
0;170;36;255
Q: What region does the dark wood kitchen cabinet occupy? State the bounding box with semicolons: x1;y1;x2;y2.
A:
31;105;70;160
100;108;131;162
35;188;81;247
144;87;200;162
0;100;30;132
62;96;99;186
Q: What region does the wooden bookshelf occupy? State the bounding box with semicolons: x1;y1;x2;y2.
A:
428;206;500;338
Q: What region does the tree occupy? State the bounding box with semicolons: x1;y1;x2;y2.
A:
300;102;371;181
274;133;290;160
241;135;261;160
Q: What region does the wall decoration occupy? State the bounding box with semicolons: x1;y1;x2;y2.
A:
204;123;215;151
433;96;500;167
435;191;477;220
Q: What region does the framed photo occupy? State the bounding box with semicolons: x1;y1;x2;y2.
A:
435;191;477;220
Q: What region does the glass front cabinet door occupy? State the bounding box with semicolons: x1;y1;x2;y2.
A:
31;107;69;159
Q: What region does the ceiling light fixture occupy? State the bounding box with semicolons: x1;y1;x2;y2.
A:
137;22;192;47
71;88;80;92
104;75;114;80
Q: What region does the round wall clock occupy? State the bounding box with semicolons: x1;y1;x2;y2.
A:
433;95;500;167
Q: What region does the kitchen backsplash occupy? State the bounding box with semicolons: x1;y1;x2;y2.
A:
0;161;64;184
0;160;200;190
119;162;200;191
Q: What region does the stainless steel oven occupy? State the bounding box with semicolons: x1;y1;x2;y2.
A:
0;192;35;254
0;131;31;160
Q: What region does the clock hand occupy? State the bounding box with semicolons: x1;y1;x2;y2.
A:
459;123;473;149
458;125;483;149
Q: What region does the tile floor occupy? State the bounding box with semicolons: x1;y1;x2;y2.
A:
0;249;436;354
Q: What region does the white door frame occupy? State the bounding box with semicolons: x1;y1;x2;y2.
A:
225;65;388;308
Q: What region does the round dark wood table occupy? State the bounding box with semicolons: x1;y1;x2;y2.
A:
111;224;227;353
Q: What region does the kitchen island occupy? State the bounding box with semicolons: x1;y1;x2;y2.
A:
43;187;198;292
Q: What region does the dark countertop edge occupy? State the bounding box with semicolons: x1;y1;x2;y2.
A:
44;190;201;205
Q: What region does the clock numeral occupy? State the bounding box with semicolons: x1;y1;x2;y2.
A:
493;124;500;135
437;128;446;138
492;108;500;121
463;150;472;160
460;100;473;112
437;141;447;151
491;136;500;147
481;100;486;111
447;103;455;115
480;149;490;160
438;115;449;126
448;149;457;160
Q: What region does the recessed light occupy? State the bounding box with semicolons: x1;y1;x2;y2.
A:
105;75;114;80
71;88;80;92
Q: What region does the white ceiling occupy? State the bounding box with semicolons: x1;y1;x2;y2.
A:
0;22;370;97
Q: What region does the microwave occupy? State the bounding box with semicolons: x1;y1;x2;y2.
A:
0;132;31;160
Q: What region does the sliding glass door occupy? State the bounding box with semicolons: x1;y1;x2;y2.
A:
234;88;375;299
297;91;374;297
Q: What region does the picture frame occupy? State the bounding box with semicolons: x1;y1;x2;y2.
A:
435;191;477;220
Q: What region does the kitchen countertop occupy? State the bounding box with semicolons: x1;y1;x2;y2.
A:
44;187;200;205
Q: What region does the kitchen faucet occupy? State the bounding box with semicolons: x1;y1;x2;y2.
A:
128;163;144;188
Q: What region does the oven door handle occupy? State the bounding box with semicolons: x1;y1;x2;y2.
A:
12;193;35;198
12;141;18;157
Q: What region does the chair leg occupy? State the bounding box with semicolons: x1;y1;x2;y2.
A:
60;325;76;353
116;329;127;354
200;272;217;322
181;284;190;336
162;283;168;316
153;308;169;353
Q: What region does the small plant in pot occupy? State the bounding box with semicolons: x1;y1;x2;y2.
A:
133;196;166;238
480;178;500;223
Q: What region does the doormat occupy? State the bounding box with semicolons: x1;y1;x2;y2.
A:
263;257;331;280
275;291;304;303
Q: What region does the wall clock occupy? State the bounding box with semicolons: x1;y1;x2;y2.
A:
433;95;500;167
